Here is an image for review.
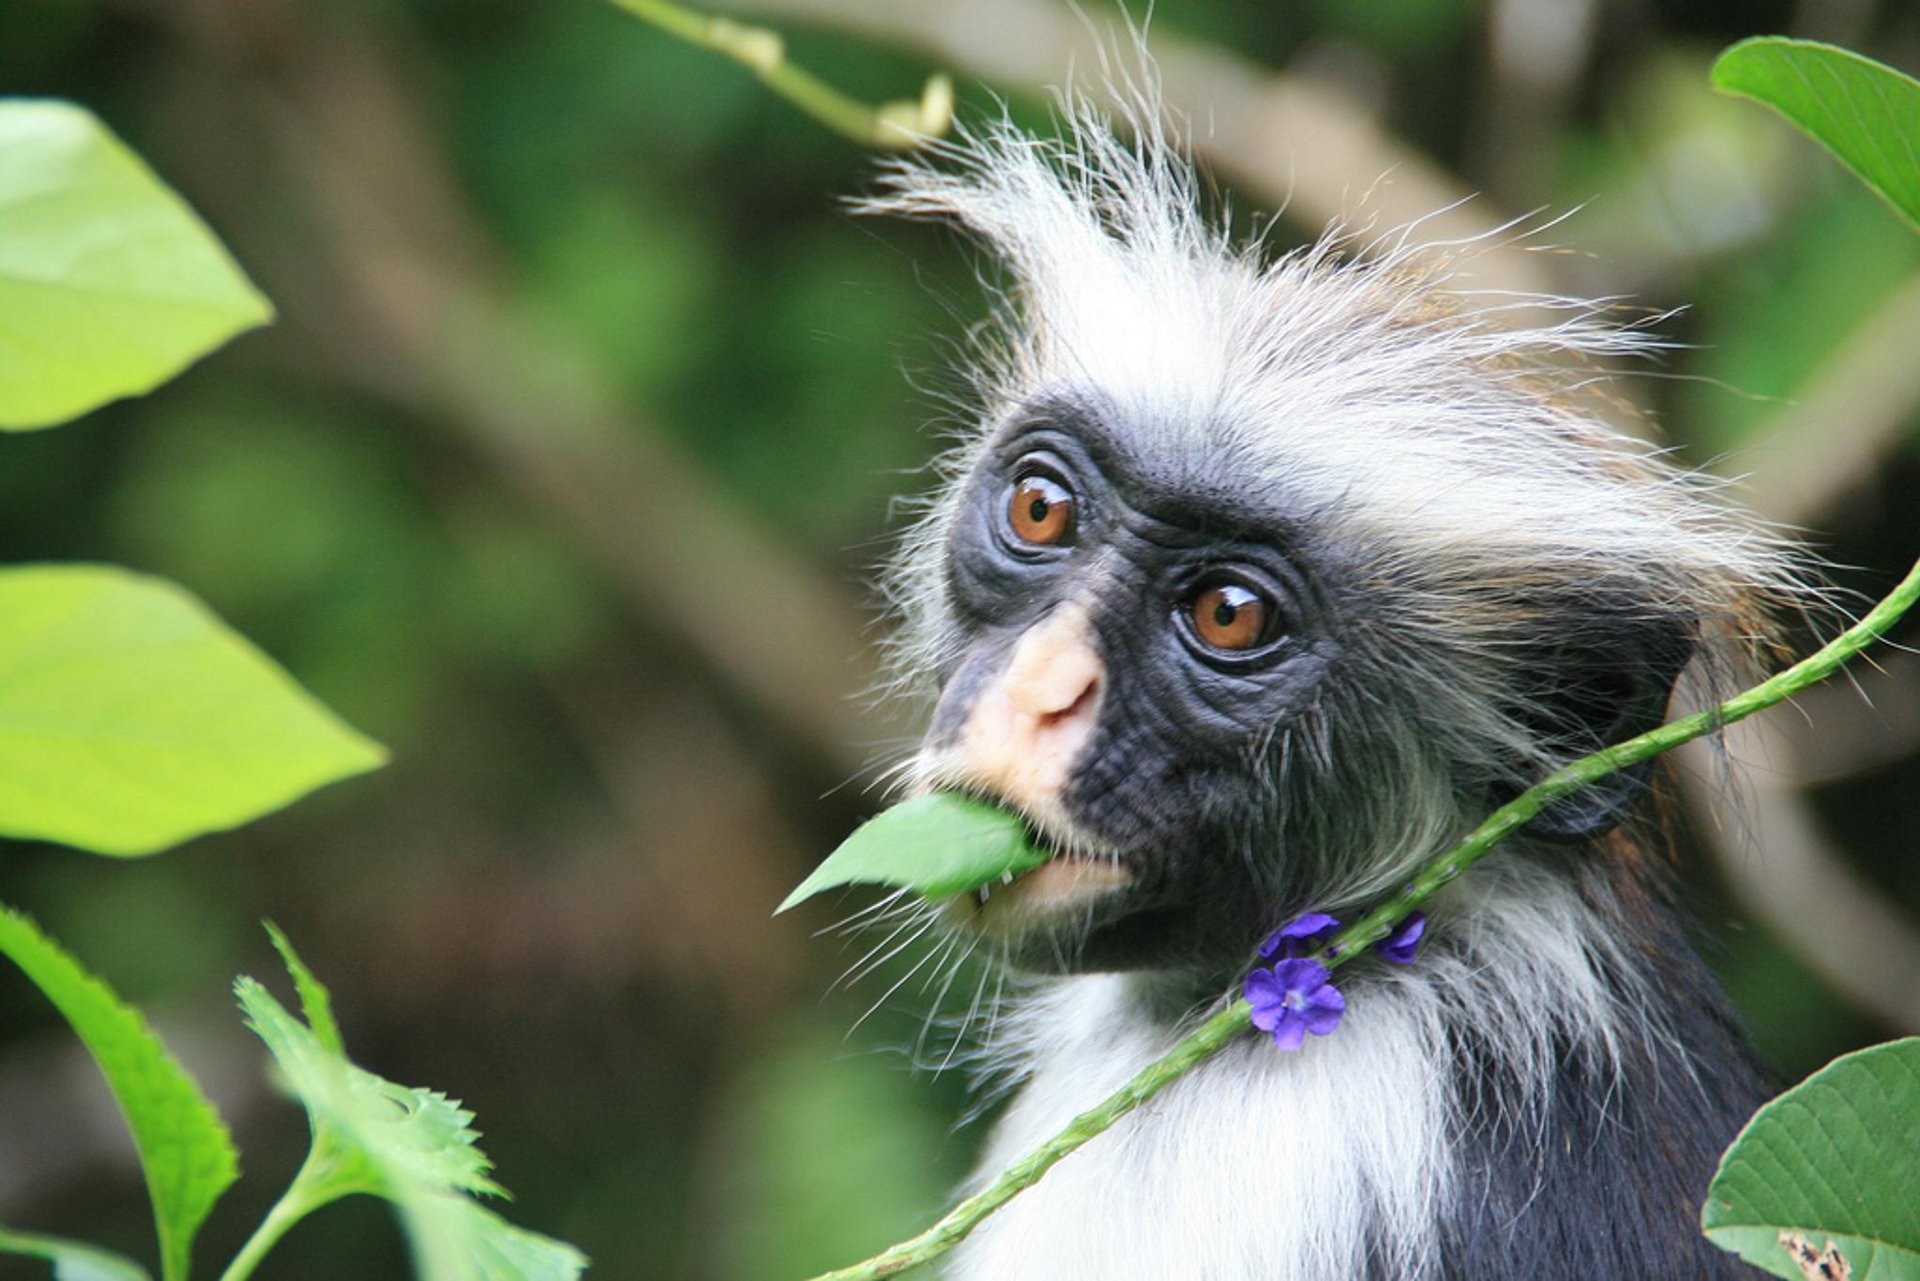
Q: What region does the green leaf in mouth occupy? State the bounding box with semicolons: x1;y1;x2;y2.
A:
776;792;1049;913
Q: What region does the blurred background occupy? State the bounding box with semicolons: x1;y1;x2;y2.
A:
2;0;1919;1275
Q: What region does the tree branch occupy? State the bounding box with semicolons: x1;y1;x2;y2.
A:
609;0;954;147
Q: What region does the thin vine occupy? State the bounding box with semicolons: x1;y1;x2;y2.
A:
807;552;1920;1280
609;0;952;149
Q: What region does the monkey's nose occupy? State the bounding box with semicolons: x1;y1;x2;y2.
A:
1004;611;1104;726
954;604;1105;814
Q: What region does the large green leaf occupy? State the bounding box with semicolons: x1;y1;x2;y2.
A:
0;1228;153;1281
0;564;386;856
236;933;587;1281
0;99;273;430
1712;38;1920;232
777;792;1047;912
0;907;236;1281
1702;1037;1920;1278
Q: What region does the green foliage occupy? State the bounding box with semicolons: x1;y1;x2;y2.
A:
0;98;385;854
263;920;342;1054
0;100;272;430
0;911;584;1281
0;1229;151;1281
1713;39;1920;232
1703;1038;1920;1279
0;564;386;856
777;792;1045;912
235;935;587;1281
0;906;237;1281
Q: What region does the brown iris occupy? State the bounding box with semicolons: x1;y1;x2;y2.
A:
1189;580;1273;652
1007;473;1074;546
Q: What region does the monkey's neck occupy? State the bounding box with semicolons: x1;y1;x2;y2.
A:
950;850;1763;1280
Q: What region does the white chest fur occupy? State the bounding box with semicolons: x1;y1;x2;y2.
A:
945;973;1453;1280
942;871;1636;1280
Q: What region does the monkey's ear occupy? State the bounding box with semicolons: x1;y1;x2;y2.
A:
1510;616;1696;841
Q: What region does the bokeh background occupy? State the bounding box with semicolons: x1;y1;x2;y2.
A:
3;0;1920;1275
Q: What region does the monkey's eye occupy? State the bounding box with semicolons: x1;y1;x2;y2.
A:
1184;578;1279;654
1006;471;1075;547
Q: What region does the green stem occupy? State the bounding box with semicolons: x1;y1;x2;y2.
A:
809;552;1920;1280
217;1151;346;1281
607;0;952;149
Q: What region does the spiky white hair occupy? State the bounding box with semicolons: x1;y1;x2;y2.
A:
861;91;1808;661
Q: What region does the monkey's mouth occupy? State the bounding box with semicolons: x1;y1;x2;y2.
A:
953;809;1134;938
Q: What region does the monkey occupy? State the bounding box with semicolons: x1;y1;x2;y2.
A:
847;83;1814;1281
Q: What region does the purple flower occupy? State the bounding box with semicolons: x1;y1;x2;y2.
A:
1375;912;1426;965
1257;911;1341;960
1244;958;1346;1051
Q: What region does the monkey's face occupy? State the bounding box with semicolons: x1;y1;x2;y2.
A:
907;391;1699;978
911;398;1350;976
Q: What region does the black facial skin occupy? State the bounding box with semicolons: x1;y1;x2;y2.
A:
929;396;1347;979
926;393;1699;986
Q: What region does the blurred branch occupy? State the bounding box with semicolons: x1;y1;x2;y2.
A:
1762;648;1920;787
543;660;812;1024
1677;724;1920;1030
1473;0;1599;203
716;0;1557;297
610;0;954;148
158;0;909;779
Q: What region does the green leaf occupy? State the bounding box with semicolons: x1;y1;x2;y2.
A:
237;935;587;1281
0;1227;153;1281
0;99;273;430
0;906;237;1281
0;564;387;856
406;1202;593;1281
777;792;1046;913
1702;1037;1920;1278
263;920;343;1055
1712;38;1920;232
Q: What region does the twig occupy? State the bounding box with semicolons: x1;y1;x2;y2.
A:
609;0;952;148
808;551;1920;1279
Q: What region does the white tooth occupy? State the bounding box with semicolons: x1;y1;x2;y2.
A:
1001;870;1015;885
975;886;991;906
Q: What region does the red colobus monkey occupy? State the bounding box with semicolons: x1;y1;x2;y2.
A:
857;84;1807;1280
